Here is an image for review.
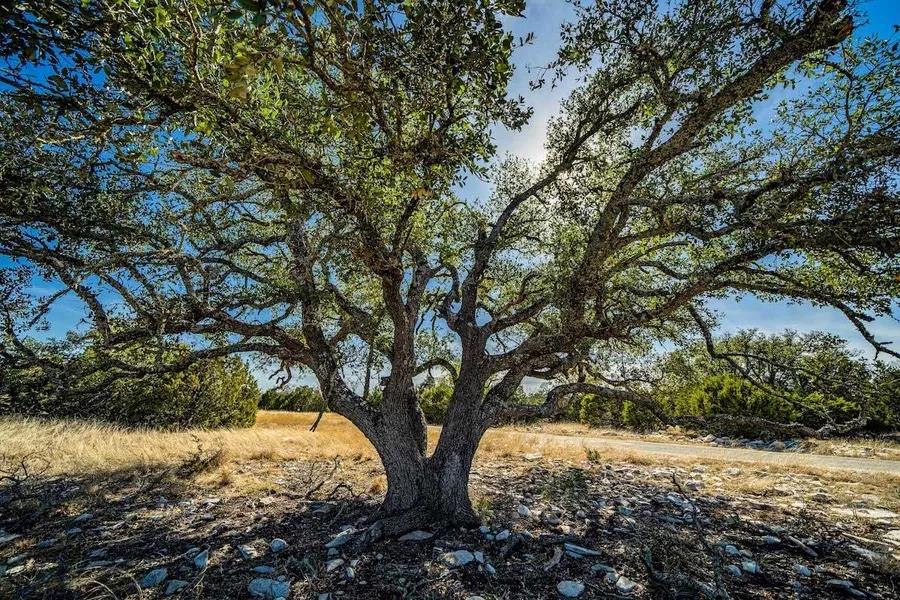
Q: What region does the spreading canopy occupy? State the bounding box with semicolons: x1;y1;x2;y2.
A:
2;0;898;523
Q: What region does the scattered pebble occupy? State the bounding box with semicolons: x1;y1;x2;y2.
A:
848;544;881;563
556;580;585;597
563;542;602;558
247;577;291;599
325;558;345;573
164;580;188;595
139;568;168;588
193;549;209;570
615;576;638;594
398;530;433;542
741;560;760;575
441;550;476;568
793;564;812;577
325;528;357;548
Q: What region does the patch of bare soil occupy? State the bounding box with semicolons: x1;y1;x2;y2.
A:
1;451;897;599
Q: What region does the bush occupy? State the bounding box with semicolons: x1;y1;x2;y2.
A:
621;400;656;430
576;393;621;427
258;386;325;412
102;356;259;429
419;380;453;424
1;350;259;430
864;363;900;432
654;330;898;435
571;394;656;430
667;374;798;423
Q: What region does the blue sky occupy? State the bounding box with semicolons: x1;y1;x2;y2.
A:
11;0;900;391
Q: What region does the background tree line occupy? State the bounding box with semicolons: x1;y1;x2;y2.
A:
1;328;896;437
567;330;899;436
0;341;260;429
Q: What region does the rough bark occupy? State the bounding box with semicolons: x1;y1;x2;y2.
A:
359;380;486;539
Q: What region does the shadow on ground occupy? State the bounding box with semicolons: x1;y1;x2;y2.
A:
1;450;897;599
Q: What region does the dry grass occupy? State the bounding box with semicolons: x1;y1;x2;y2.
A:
0;411;597;476
506;420;677;443
1;411;897;508
0;412;374;478
806;437;900;460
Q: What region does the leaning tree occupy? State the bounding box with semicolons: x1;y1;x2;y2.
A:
1;0;898;532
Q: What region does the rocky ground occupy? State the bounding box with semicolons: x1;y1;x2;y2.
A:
1;450;898;599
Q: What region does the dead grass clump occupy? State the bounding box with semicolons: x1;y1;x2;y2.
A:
477;430;588;462
179;438;231;476
249;447;285;461
214;465;236;487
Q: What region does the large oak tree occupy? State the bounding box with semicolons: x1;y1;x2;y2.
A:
1;0;898;534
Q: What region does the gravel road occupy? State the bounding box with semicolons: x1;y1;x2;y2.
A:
519;430;900;475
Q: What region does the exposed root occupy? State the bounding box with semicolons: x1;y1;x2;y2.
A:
353;506;436;550
351;500;479;552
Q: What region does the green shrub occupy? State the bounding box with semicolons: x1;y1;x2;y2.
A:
795;392;859;428
419;380;453;424
258;385;324;412
621;400;656;430
668;374;798;423
577;393;620;427
101;356;259;429
862;363;900;432
570;393;656;430
654;330;896;435
1;349;259;430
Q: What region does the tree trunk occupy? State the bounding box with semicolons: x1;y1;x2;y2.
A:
376;451;480;522
365;389;485;537
369;448;480;539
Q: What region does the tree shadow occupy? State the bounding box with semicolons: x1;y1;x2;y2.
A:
1;455;898;599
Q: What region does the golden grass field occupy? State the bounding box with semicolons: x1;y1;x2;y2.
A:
1;411;897;510
0;411;590;475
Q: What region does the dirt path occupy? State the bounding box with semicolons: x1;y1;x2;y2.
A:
508;430;900;475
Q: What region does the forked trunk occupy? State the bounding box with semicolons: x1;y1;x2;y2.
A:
378;452;480;526
367;389;486;536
